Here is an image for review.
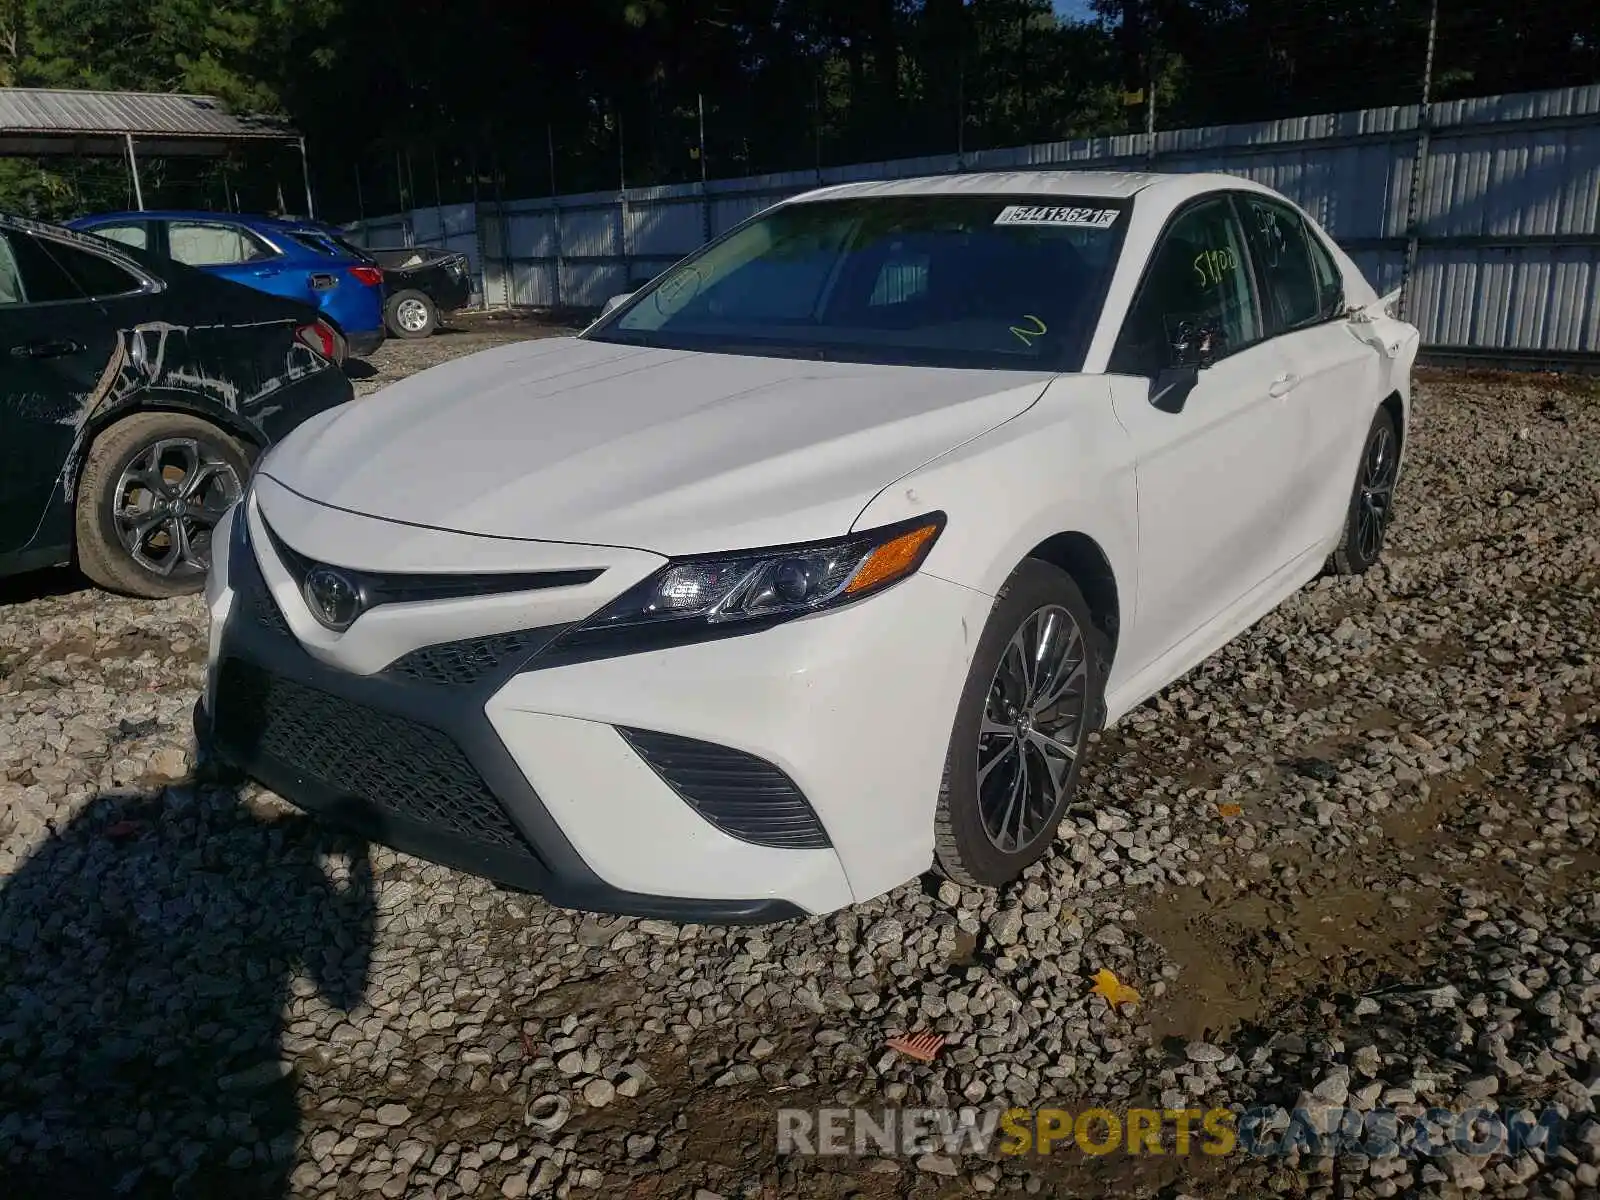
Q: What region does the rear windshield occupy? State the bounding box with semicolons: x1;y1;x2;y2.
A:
586;195;1127;371
283;229;373;262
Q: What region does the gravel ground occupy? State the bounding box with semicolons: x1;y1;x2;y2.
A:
1;324;1597;1199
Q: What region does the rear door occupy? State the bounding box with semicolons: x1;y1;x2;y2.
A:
0;230;132;554
163;219;317;307
1106;194;1304;667
1236;193;1379;553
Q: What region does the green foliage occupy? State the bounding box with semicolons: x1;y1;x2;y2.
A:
0;0;1594;218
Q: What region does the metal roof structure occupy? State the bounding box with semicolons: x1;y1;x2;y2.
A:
0;87;313;215
0;87;297;157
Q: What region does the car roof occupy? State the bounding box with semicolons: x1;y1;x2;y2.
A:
784;169;1262;207
71;209;320;233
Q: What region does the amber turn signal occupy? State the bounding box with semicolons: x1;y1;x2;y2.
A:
845;522;941;595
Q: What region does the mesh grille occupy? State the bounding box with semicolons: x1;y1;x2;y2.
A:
213;659;534;854
618;727;830;849
386;629;549;687
249;585;292;636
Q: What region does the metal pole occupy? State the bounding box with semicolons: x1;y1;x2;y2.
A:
618;103;630;289
297;136;316;218
1145;60;1157;164
431;142;443;230
1399;0;1439;321
355;162;366;222
545;126;562;312
124;133;144;210
698;92;712;244
697;92;708;185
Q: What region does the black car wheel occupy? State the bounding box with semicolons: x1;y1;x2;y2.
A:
933;559;1108;886
385;289;437;339
1331;407;1400;576
76;412;251;598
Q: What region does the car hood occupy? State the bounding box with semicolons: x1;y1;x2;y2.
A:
261;336;1053;555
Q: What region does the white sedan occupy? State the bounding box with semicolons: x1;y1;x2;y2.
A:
196;170;1419;921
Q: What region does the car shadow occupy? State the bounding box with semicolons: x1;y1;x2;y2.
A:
342;358;379;380
0;565;93;607
0;782;374;1198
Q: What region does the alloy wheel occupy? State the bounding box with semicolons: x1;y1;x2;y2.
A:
1357;424;1398;562
976;604;1091;853
112;437;242;577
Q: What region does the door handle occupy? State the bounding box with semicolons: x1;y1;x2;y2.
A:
10;338;84;359
1268;372;1301;398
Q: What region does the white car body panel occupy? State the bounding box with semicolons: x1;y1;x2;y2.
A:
199;168;1420;918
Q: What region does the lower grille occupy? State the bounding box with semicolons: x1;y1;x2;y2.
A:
213;659;535;855
386;628;555;687
249;582;292;636
618;727;830;849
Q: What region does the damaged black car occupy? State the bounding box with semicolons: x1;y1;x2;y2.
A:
0;214;353;598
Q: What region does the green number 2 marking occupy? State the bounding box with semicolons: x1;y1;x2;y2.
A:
1010;314;1048;347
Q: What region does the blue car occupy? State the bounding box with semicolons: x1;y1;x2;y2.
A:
68;210;386;357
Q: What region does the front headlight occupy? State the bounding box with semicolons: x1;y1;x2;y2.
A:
543;513;945;661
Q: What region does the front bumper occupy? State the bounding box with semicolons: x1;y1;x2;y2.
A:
198;497;989;920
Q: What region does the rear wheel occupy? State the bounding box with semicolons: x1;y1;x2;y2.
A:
933;560;1108;886
385;288;436;339
76;411;250;598
1331;407;1400;576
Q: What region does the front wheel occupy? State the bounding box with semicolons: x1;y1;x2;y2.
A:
1330;407;1400;576
384;288;437;339
75;412;250;598
933;560;1108;886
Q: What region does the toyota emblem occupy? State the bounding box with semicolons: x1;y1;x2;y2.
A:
303;566;363;631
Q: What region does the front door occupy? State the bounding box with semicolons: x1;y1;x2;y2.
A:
0;230;123;555
1106;194;1306;671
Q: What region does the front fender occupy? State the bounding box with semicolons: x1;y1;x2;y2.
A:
851;375;1140;681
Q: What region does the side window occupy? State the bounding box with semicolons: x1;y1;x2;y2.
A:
1305;226;1344;320
1109;197;1260;377
0;232;87;305
168;221;275;267
90;223;151;252
1239;197;1323;334
39;238;146;298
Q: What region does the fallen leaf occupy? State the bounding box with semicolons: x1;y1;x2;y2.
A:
1089;968;1141;1009
1216;802;1242;818
104;820;146;841
885;1031;946;1062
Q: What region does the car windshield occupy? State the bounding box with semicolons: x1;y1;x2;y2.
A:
586;195;1127;370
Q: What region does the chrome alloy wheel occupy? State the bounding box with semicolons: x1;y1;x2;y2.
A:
112;437;242;577
1357;423;1398;562
976;603;1091;853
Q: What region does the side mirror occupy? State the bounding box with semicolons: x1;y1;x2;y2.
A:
600;292;634;317
1150;364;1200;413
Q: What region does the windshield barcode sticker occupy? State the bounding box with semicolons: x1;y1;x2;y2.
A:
994;205;1120;229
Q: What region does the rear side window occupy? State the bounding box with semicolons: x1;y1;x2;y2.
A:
1109;196;1261;376
39;237;147;298
90;223;151;251
0;231;87;304
168;221;276;266
1238;196;1324;334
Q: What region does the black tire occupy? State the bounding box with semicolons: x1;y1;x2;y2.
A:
933;559;1109;886
1330;407;1400;576
75;411;251;598
384;288;437;339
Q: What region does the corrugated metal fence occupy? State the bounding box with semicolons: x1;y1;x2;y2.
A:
348;83;1600;366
